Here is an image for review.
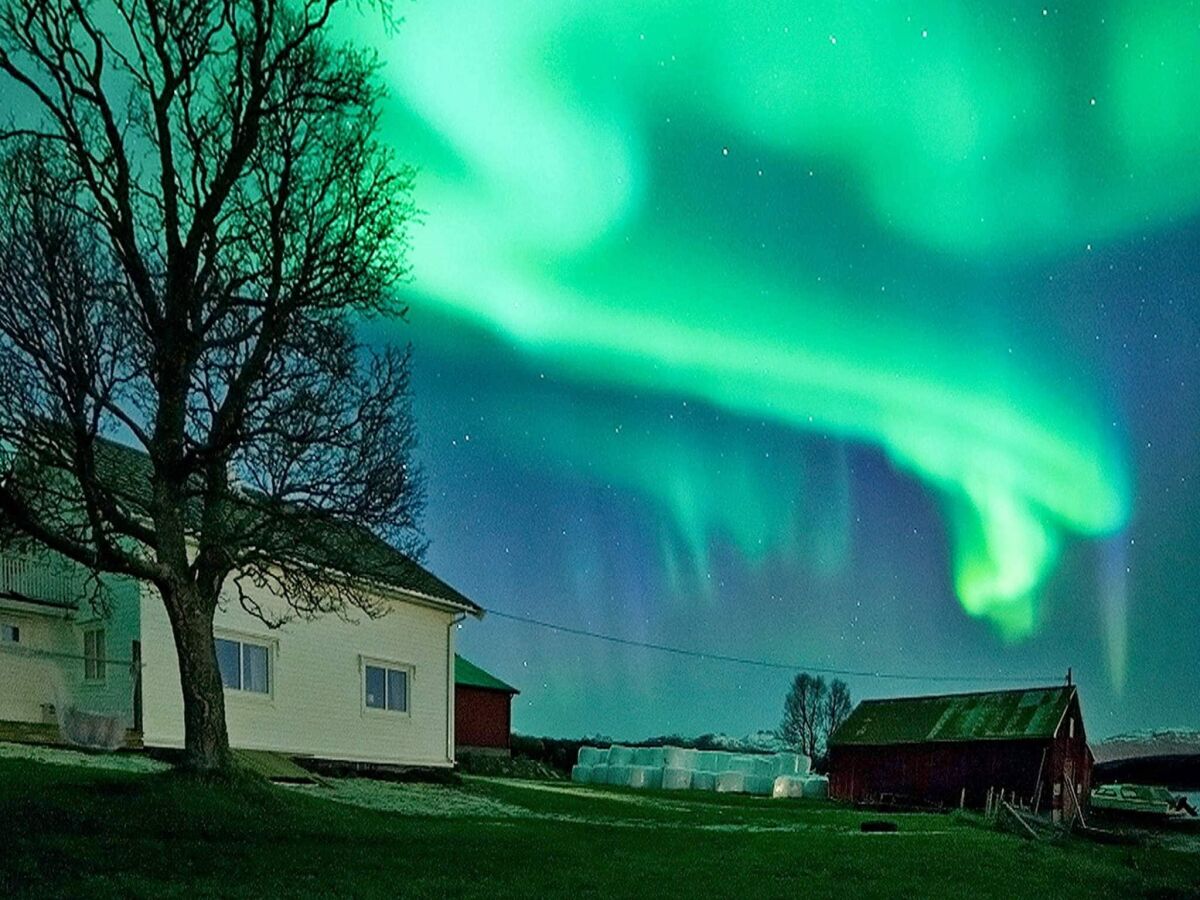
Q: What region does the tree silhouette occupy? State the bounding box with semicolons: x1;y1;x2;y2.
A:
824;678;853;745
780;672;827;759
0;0;419;772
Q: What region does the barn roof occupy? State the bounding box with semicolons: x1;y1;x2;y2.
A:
829;686;1075;746
455;655;519;694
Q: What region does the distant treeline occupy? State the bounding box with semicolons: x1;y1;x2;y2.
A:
1095;754;1200;790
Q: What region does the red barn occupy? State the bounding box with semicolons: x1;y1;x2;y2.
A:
454;655;519;756
828;684;1093;821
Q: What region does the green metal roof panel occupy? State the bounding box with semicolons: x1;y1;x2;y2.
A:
830;686;1074;746
455;654;518;693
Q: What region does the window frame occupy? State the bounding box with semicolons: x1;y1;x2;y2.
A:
83;627;106;682
214;632;275;700
0;622;20;644
360;656;412;717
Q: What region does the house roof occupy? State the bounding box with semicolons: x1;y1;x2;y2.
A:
24;435;482;616
829;685;1076;746
455;654;518;693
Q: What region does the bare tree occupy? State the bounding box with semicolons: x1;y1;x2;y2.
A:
0;0;421;772
823;678;852;746
779;672;826;759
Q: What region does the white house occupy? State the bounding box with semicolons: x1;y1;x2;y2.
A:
0;540;483;768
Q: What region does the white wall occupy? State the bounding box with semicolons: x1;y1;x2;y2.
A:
0;564;141;728
139;579;457;767
0;602;75;723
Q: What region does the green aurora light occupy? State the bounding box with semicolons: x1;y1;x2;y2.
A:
349;1;1200;654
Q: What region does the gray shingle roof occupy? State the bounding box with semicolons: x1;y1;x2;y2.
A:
76;437;482;615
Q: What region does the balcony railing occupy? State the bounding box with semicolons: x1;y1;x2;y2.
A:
0;553;88;609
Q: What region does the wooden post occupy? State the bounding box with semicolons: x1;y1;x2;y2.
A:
1002;801;1040;840
960;788;966;810
1032;748;1047;817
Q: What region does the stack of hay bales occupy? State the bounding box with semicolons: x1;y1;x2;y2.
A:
571;744;821;799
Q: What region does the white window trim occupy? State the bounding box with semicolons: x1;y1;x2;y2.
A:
82;626;107;684
215;630;276;702
360;655;413;718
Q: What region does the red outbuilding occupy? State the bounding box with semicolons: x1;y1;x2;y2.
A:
827;683;1093;821
454;654;519;756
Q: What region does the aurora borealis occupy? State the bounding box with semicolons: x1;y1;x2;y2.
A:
363;2;1197;737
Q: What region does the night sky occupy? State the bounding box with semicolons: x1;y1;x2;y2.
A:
371;2;1197;740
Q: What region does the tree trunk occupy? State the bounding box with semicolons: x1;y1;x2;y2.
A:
163;584;232;773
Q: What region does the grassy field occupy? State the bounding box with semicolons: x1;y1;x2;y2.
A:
1;756;1197;898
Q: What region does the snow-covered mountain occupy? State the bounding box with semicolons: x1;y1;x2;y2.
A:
1092;729;1200;764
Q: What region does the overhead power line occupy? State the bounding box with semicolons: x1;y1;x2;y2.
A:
482;607;1058;686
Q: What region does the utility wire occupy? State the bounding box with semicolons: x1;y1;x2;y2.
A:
483;607;1059;686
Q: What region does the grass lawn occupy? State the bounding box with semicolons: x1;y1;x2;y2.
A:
1;756;1197;898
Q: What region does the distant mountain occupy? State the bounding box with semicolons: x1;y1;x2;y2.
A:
1093;729;1200;764
629;730;793;754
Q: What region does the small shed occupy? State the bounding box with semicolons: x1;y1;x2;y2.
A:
454;655;519;756
828;684;1092;820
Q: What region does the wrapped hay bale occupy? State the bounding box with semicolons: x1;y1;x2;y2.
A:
696;750;726;773
728;755;757;775
663;746;697;770
772;752;801;776
691;771;717;791
571;765;593;784
632;746;666;768
577;745;608;767
715;771;746;793
745;775;775;796
751;756;776;778
662;767;693;790
589;765;610;784
802;775;829;799
606;765;634;786
607;745;635;766
628;766;664;790
772;775;806;799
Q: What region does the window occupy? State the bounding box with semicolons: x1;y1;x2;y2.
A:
215;637;270;695
1068;717;1075;739
83;628;106;681
1;623;19;643
364;663;408;713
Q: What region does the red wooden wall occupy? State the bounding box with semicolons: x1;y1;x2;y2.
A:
455;686;512;752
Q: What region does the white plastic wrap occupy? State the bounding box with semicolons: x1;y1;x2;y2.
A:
662;767;693;790
745;775;775;796
577;746;608;767
691;771;717;791
628;766;664;789
571;765;593;784
607;745;635;766
632;746;666;768
663;746;697;770
772;775;806;798
696;750;726;773
606;765;634;786
728;755;757;775
715;771;746;793
751;756;776;778
802;775;829;799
